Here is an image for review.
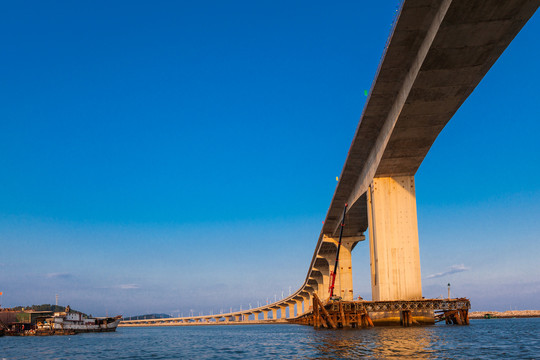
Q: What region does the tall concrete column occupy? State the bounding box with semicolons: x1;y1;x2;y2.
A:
303;294;312;313
280;306;287;319
288;303;295;318
263;310;269;320
271;308;277;320
339;241;354;301
313;274;324;299
321;270;330;301
295;299;303;315
367;176;422;301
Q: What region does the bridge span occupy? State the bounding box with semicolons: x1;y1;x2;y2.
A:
121;0;538;327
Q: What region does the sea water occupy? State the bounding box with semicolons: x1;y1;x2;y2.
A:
1;318;539;359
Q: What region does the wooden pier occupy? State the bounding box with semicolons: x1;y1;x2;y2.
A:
291;294;470;329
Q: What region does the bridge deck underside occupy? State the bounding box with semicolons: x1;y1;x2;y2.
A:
322;0;539;238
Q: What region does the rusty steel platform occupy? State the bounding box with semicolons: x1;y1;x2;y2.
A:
291;294;471;329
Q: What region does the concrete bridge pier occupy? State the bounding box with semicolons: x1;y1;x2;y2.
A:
312;273;325;301
304;289;314;313
314;266;330;301
280;306;287;319
367;176;430;324
338;239;356;301
295;299;303;316
322;235;364;301
368;176;422;301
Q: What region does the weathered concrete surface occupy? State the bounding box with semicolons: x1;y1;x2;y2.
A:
368;176;422;301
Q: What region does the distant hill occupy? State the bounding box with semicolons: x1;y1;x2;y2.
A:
123;313;172;321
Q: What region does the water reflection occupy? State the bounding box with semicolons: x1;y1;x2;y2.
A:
369;327;439;359
306;326;440;359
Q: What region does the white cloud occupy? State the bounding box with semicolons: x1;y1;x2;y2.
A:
117;284;141;290
425;264;470;279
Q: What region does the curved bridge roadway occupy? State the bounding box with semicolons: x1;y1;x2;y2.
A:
121;0;539;327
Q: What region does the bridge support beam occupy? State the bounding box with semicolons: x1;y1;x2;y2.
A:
295;299;303;315
302;294;310;314
271;308;277;320
280;306;287;319
289;303;295;318
320;271;330;301
312;274;324;300
305;291;313;313
263;310;269;320
367;176;422;301
339;241;354;301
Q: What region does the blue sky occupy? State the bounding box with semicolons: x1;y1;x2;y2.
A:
1;1;538;316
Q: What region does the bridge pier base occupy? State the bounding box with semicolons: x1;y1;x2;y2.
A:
290;299;469;329
369;309;434;326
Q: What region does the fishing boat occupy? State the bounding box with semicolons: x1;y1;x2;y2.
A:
35;306;121;335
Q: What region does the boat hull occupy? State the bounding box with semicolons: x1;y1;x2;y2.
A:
51;318;120;333
37;316;121;335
